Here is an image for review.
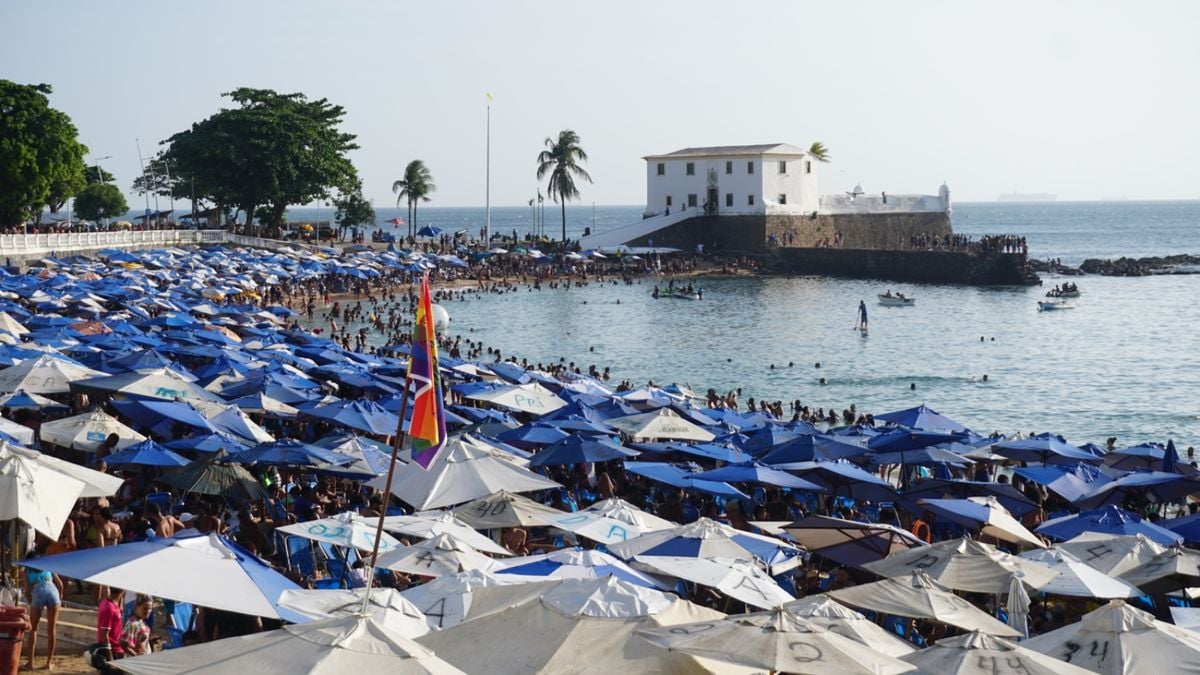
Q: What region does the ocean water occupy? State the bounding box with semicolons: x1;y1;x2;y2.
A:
314;201;1200;447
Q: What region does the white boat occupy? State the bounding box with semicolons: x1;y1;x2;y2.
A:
1038;300;1074;311
1045;289;1081;299
878;294;915;307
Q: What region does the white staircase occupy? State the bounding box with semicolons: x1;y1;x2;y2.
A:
579;209;698;249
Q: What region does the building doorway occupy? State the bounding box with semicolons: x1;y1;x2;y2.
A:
705;187;719;216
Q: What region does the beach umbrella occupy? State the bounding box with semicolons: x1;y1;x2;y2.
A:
868;445;975;468
276;588;430;638
0;389;68;411
493;424;571;449
158;452;271;501
71;366;223;403
366;435;560;511
1104;442;1167;470
829;571;1022;637
784;595;916;658
381;513;513;557
416;577;738;675
992;435;1101;466
416;226;442;237
874;404;969;433
740;425;801;454
110;398;216;437
528;435;638;467
465;381;567;415
112;613;463;675
0;311;29;336
636;607;914;674
0;440;122;498
1018;547;1142;598
688;461;826;491
0;443;86;537
22;531;305;621
759;434;873;464
771;460;901;503
1171;606;1200;632
449;489;566;529
1117;544;1200;593
0;353;105;393
544;497;678;546
376;533;498;578
228;392;300;418
665;441;753;464
632;555;795;609
1023;599;1200;674
493;547;670;590
1036;505;1182;546
1163;512;1200;544
867;427;963;454
231;438;353;467
901;631;1097;675
1058;531;1168;576
608;517;804;575
0;416;34;446
1011;463;1113;502
622;461;748;499
400;569;517;629
862;537;1058;593
204;404;277;444
606;408;716;442
918;496;1047;548
898;478;1038;517
782;515;928;568
1073;470;1200;509
103;439;191;467
386;217;406;225
164;431;251;455
276;512;403;554
302;399;400;436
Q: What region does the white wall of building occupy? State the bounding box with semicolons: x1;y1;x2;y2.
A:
643;153;818;217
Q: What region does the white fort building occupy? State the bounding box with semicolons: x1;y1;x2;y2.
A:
580;143;951;250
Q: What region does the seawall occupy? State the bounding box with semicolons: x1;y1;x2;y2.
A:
769;247;1035;286
624;211;953;251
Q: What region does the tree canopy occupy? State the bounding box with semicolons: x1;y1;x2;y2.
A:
146;87;359;232
73;182;128;222
0;81;89;228
335;181;376;232
391;160;435;237
536;130;591;242
808;141;831;163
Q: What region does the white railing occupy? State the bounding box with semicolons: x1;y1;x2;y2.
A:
578;208;700;249
0;229;313;257
818;193;948;214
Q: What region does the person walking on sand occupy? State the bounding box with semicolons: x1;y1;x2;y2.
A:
857;300;869;330
23;552;64;671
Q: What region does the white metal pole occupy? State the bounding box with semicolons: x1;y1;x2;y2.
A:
135;139;150;222
485;99;491;246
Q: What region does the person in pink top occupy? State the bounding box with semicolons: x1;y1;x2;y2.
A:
92;587;125;672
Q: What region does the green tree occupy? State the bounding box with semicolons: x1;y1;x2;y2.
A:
74;182;128;223
86;167;115;184
146;88;359;234
536;130;592;242
0;81;89;229
391;160;435;238
808;141;831;163
334;185;376;239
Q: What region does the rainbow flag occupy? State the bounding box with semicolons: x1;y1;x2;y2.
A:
408;274;446;469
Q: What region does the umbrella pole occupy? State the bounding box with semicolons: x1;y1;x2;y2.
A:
360;373;413;614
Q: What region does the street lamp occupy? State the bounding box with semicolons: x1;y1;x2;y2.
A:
92;155;112;183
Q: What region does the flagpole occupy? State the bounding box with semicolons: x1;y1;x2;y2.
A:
485;95;491;246
360;371;413;614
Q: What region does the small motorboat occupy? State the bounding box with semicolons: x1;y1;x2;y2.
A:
878;293;915;307
653;288;702;300
1045;288;1081;298
1038;300;1074;311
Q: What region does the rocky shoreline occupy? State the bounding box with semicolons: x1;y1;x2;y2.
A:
1031;253;1200;277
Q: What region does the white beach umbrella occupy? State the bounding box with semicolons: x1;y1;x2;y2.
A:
0;311;29;336
376;533;497;578
449;489;566;529
902;631;1097;675
367;435;559;510
276;588;430;638
0;444;85;537
71;366;222;403
919;496;1047;548
829;571;1022;637
113;614;464;675
784;595;916;658
0;416;34;446
465;382;567;415
276;512;403;554
1023;599;1200;674
862;536;1058;593
636;607;915;675
0;440;121;498
545;496;677;545
0;354;104;394
400;568;516;629
606;408;716;442
380;513;513;556
632;555;795;609
416;577;750;675
1117;544;1200;593
1019;547;1143;598
493;547;672;590
1058;531;1167;576
1171;606;1200;632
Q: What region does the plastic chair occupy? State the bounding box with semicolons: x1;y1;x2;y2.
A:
313;578;341;590
285;536;316;577
144;492;172;515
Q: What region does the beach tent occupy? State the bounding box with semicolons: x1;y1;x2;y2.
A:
399;569;517;630
901;631;1097;675
874;404;969;433
829;571;1021;637
492;547;670;590
782;515;928;568
1057;531;1167;576
376;533;497;577
1023;599;1200;674
0;442;86;537
113;614;463;675
862;537;1058;593
276;588;430;638
1018;547;1142;598
276;512;402;554
783;596;916;658
543;497;677;545
636;607;914;674
606;408;716;442
1036;505;1182;546
0;353;105;393
416;577;748;675
918;496;1047;548
631;556;795;609
465;381;567;415
608;517;803;575
449;489;565;529
380;513;513;557
366;435;560;511
22;531;305;621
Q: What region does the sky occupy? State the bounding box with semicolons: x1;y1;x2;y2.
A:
4;1;1199;207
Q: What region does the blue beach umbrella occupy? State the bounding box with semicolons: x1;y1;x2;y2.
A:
1073;470;1200;510
1103;443;1166;471
771;460;901;503
1162;512;1200;544
231;439;355;467
1164;439;1182;474
874;404;969;433
759;434;870;465
0;389;69;411
104;439;192;467
529;436;638;468
417;226;443;237
689;462;826;491
622;461;747;498
992;435;1101;466
742;426;801;455
899;478;1038;517
495;424;571;449
867;446;974;468
165;432;251;454
301;399;400;436
1036;505;1182;546
867;428;963;454
671;442;753;464
110;398;216;437
1011;464;1112;502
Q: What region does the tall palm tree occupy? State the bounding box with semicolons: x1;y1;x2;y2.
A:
536;130;592;242
391;160;436;238
808;141;831;163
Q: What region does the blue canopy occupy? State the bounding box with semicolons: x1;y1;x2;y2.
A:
992;435;1101;466
529;436;638;468
495;424;571;449
899;478;1038;517
760;434;870;464
867;446;974;468
230;439;355;467
104;439;191;467
1103;443;1166;471
165;432;251;454
110;398;215;437
1074;470;1200;510
867;428;963;454
875;404;969;433
771;460;900;503
622;461;747;498
689;462;826;491
1165;439;1182;473
1036;505;1183;546
300;399;399;436
741;426;801;455
1163;512;1200;544
416;226;443;237
1012;464;1112;502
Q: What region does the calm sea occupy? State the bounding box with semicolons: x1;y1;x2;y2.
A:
298;201;1200;447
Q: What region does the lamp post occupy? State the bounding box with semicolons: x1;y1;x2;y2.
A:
90;155;113;231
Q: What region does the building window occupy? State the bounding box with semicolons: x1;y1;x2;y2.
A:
778;194;787;204
666;195;672;207
685;162;695;176
687;194;698;207
779;161;787;173
747;161;755;174
725;193;733;207
725;161;732;175
748;194;755;206
805;161;812;174
656;163;665;176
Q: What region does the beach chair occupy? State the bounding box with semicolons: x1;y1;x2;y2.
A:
284;535;316;578
144;491;172;515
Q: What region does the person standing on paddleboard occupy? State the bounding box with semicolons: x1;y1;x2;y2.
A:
858;300;869;330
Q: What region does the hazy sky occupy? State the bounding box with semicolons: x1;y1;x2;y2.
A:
5;1;1198;207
